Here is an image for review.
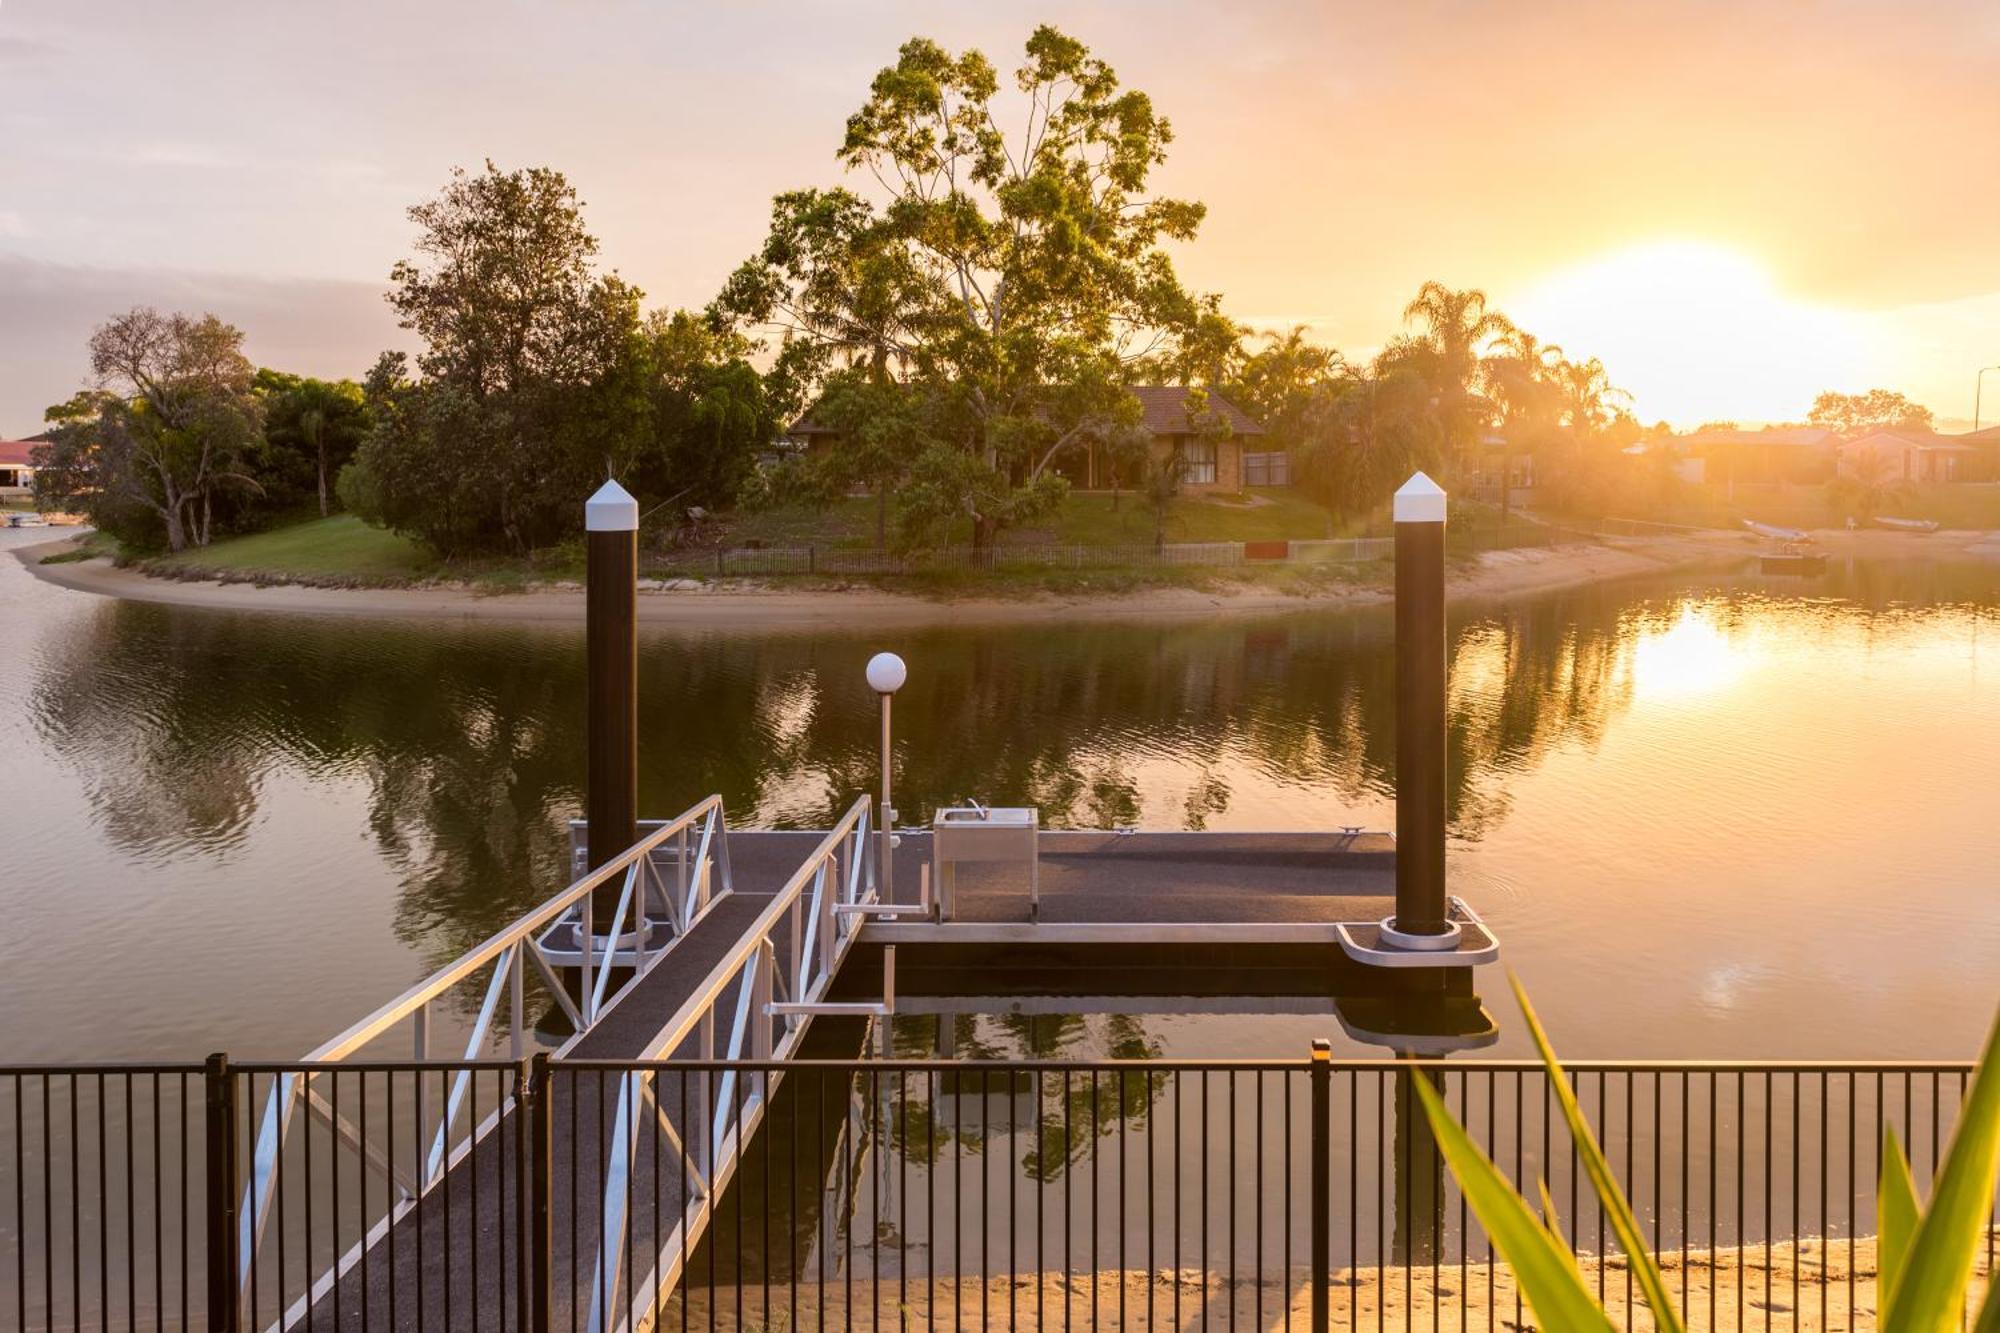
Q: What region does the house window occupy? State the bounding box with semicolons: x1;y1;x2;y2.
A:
1179;439;1217;485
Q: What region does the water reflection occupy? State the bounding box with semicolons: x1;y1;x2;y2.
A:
25;580;1681;964
14;556;2000;1056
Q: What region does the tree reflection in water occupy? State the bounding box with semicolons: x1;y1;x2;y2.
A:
33;562;1992;985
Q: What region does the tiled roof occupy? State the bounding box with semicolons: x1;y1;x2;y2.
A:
1128;386;1266;437
0;440;38;467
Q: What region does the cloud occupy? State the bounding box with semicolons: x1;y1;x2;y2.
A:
125;142;236;170
0;255;411;434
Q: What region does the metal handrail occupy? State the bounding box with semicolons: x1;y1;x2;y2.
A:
242;794;736;1321
306;793;733;1063
592;793;880;1333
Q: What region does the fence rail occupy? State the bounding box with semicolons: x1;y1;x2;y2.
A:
651;537;1399;579
3;1054;1992;1330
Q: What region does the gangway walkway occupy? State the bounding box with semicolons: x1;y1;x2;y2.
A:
245;796;900;1332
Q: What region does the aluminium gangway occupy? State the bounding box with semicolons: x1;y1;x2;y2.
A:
242;792;912;1332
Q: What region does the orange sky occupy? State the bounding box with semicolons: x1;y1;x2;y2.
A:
3;0;1998;431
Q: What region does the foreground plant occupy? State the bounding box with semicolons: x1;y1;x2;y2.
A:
1412;975;2000;1331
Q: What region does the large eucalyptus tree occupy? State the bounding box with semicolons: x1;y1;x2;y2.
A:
718;26;1237;546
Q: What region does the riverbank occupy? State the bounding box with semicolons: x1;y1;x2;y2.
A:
10;527;1778;628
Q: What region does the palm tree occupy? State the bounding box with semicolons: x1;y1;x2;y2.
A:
1402;282;1515;472
1482;329;1565;518
1552;356;1626;440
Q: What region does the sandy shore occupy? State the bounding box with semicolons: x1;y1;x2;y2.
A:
658;1230;1996;1330
13;526;1990;630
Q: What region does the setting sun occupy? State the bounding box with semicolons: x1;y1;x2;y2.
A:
1509;241;1880;428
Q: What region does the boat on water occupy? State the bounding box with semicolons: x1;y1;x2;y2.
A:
1872;515;1940;533
1760;541;1828;575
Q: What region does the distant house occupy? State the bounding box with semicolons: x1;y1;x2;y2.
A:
1838;429;1977;484
1678;426;1838;485
785;385;1277;495
0;439;40;501
1468;430;1532;501
1945;424;2000;481
1114;386;1272;493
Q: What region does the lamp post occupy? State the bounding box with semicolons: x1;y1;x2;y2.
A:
866;652;907;904
1975;366;2000;433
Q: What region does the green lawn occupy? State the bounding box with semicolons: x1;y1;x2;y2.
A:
130;488;1380;590
1037;489;1348;544
157;515;440;580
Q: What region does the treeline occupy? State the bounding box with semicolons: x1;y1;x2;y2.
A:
1222;286;1639;518
33;167;782;556
37;26;1675;558
33;314;371;552
709;26;1645;541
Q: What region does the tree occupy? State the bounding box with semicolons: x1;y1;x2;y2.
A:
1551;356;1625;439
1827;447;1909;521
34;309;264;552
1402;282;1513;471
1808;388;1933;436
1229;326;1345;453
627;309;773;517
1482;328;1564;517
717;26;1234;546
256;372;366;517
348;163;648;555
798;369;928;547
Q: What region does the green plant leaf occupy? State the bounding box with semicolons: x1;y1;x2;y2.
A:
1409;1071;1616;1331
1879;1125;1920;1313
1510;972;1687;1333
1885;1009;2000;1333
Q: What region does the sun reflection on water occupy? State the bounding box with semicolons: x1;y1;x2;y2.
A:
1625;602;1761;702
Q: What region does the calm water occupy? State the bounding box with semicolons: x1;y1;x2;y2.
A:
3;528;1997;1063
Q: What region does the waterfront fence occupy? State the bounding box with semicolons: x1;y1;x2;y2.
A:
2;1055;1993;1330
639;508;1660;580
646;537;1398;579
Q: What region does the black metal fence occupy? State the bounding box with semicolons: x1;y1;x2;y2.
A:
2;1054;1993;1330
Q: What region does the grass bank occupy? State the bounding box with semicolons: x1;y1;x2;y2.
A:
122;497;1382;595
131;515;592;589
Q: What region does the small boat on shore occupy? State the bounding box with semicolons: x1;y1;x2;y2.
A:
1743;519;1809;542
1872;516;1939;533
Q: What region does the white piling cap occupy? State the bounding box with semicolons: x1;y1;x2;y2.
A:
585;479;639;532
1393;472;1447;524
866;651;907;695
